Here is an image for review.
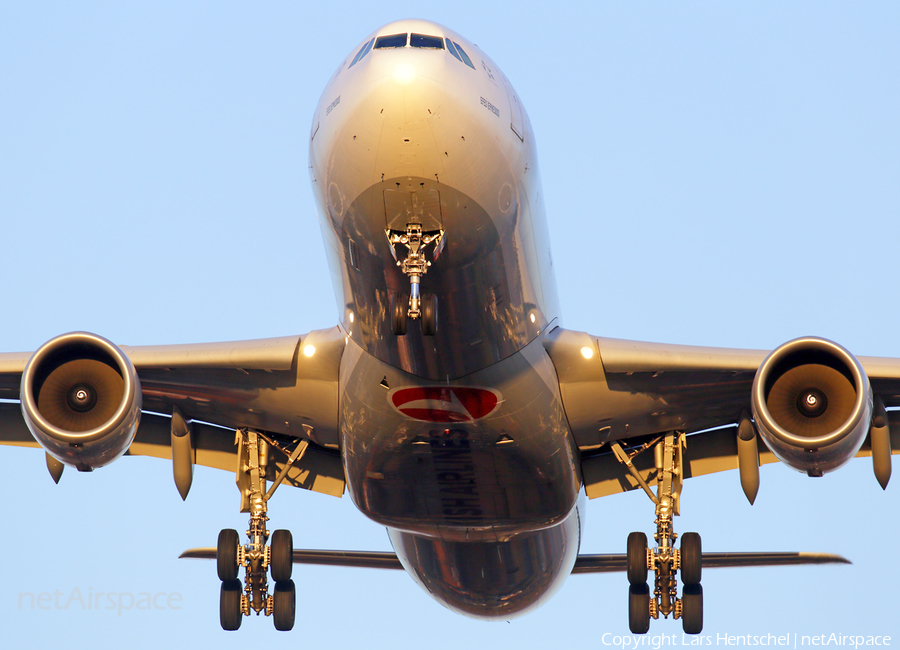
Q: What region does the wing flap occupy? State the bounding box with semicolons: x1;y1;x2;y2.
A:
125;412;345;497
582;416;900;500
582;426;777;499
0;406;345;497
0;402;35;448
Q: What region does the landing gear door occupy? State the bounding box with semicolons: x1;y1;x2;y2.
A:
383;184;443;233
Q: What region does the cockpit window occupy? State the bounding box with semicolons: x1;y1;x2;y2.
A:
410;33;444;49
374;33;408;49
452;41;476;69
445;39;462;62
349;38;375;68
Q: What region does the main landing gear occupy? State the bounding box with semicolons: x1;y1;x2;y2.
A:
217;429;309;631
387;222;443;336
612;432;704;635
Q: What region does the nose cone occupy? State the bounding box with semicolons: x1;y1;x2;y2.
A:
315;26;457;186
368;58;446;128
309;18;518;222
354;32;450;128
376;18;450;42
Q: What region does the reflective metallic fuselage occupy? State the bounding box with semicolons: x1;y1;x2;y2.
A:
309;19;581;618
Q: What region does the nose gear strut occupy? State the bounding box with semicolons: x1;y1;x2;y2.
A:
217;429;309;631
612;432;703;634
386;222;443;336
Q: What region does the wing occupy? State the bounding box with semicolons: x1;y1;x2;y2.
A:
0;327;346;497
543;326;900;499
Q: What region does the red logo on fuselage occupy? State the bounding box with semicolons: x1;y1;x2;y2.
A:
388;386;501;423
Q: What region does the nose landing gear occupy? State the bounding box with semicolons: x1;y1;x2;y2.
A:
613;432;704;634
387;223;443;336
216;429;308;631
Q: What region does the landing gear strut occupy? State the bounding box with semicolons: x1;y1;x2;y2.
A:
217;429;308;631
387;222;443;336
613;432;704;634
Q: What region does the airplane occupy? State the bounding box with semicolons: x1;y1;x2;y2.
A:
0;18;896;635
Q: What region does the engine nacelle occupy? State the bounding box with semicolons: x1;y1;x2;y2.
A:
751;337;872;476
20;332;141;471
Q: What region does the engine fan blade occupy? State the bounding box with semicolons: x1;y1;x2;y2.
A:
766;364;855;438
37;359;124;432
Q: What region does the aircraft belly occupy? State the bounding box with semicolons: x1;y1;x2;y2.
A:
340;334;580;541
387;500;581;619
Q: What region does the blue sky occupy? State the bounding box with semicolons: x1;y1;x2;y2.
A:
2;2;898;646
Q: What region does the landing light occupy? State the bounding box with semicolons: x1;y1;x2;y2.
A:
393;63;416;85
581;346;594;360
303;344;316;357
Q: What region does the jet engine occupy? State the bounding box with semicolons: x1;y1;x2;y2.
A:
20;332;141;471
751;337;872;476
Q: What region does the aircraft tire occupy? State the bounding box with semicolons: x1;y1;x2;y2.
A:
627;531;648;585
682;584;703;634
220;579;243;631
270;529;293;582
217;528;240;582
628;582;650;634
681;532;702;586
391;294;408;335
273;580;296;631
421;294;438;336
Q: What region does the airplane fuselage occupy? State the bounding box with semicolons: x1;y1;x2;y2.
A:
308;19;582;618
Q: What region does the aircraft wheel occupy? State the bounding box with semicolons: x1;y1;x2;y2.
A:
220;579;243;631
270;529;293;582
628;582;650;634
682;584;703;634
217;528;240;582
273;580;296;631
681;532;702;586
627;531;648;585
391;293;408;335
421;294;438;336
